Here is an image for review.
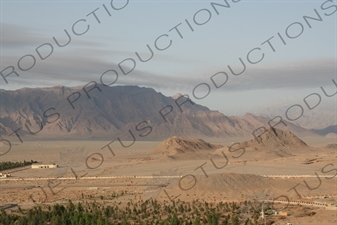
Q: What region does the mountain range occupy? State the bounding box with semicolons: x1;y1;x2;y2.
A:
254;99;336;130
0;85;329;140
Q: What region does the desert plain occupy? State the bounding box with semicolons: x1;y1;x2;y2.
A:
1;129;336;225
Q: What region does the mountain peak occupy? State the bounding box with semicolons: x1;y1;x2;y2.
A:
240;127;308;150
0;86;319;140
154;136;222;156
172;93;183;99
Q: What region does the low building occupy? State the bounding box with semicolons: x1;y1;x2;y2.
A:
0;172;11;178
31;163;58;169
278;211;288;217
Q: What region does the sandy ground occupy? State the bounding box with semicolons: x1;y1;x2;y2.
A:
1;138;336;224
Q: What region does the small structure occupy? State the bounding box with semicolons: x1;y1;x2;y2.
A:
278;211;288;217
0;172;11;178
31;163;58;169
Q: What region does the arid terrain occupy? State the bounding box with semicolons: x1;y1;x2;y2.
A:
1;128;336;224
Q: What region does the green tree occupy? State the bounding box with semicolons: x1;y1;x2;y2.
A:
231;215;239;225
193;216;201;225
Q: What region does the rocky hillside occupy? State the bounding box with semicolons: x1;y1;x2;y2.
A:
238;127;309;150
0;85;320;140
154;136;222;156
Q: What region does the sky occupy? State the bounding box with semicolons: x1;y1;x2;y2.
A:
0;0;336;115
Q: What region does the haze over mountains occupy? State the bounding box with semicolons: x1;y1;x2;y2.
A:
0;85;330;140
254;99;336;130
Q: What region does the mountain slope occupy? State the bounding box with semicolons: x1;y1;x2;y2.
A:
213;127;313;158
311;125;337;136
154;136;222;156
239;127;309;150
0;85;319;140
254;100;336;130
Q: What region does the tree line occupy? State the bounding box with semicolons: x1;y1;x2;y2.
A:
0;198;271;225
0;160;37;171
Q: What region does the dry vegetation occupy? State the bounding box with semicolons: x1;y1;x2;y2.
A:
0;198;283;225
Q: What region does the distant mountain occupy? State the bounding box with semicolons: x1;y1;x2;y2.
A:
254;100;336;130
0;85;320;140
311;125;337;136
241;113;317;137
325;133;337;138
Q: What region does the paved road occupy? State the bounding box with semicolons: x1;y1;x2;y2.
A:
0;175;182;181
0;183;167;189
1;174;336;181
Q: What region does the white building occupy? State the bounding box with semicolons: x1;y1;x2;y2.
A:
0;172;11;178
31;163;58;169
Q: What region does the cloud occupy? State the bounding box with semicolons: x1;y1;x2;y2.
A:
116;58;336;93
0;23;47;49
1;22;335;94
225;58;335;91
0;22;111;54
1;22;205;90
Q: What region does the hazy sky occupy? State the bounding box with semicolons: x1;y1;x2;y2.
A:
0;0;336;115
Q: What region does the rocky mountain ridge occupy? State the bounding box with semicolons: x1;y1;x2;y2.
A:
0;85;321;140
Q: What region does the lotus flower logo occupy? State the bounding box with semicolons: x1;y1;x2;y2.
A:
143;167;181;199
51;147;88;178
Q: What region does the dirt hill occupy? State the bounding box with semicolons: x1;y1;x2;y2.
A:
325;143;337;149
154;136;222;156
165;173;335;201
239;127;309;151
213;127;311;159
